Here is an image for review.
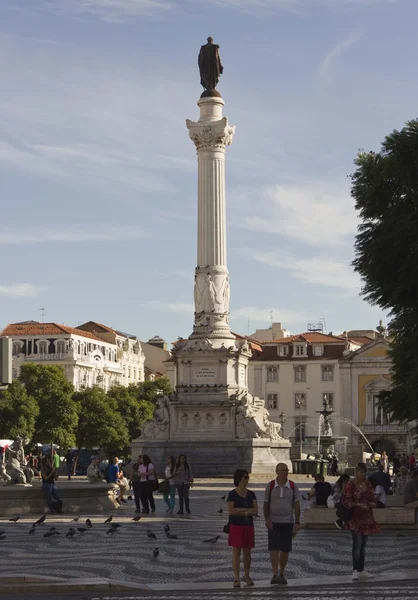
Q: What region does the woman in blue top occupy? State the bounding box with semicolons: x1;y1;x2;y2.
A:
227;469;258;588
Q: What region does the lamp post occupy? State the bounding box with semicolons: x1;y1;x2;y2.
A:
279;411;286;438
295;394;305;459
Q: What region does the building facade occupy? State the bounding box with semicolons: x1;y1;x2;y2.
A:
1;320;145;391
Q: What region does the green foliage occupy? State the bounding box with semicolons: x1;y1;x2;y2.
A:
128;377;172;405
0;380;39;440
107;386;154;441
352;119;418;424
73;386;129;451
19;363;78;448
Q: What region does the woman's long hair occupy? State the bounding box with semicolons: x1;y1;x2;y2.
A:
335;473;350;491
167;456;176;476
142;454;151;466
176;454;190;471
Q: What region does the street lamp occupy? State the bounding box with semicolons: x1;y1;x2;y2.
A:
279;411;286;438
295;394;305;459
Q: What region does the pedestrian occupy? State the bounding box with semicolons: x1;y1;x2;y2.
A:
403;469;418;507
109;456;124;505
368;477;386;508
372;464;391;494
380;451;388;474
331;456;338;477
393;454;401;474
333;473;350;529
341;462;379;580
132;455;143;514
227;469;258;588
163;456;176;515
138;454;156;514
41;455;62;514
174;454;194;515
394;466;409;496
400;453;408;467
52;449;60;474
64;449;74;480
307;474;332;507
408;452;416;470
263;462;301;585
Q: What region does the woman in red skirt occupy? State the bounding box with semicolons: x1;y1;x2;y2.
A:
227;469;258;588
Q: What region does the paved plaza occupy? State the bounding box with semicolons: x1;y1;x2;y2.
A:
1;478;418;592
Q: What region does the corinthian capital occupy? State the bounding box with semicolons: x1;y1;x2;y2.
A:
186;117;235;150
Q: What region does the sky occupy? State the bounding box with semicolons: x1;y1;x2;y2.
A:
0;0;416;344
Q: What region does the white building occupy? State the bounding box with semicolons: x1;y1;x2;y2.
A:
248;332;363;455
1;320;145;391
249;322;291;343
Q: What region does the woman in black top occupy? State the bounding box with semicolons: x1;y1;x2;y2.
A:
227;469;258;588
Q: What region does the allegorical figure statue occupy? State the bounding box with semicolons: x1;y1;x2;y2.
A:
198;37;223;91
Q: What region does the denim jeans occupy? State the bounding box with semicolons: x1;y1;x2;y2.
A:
351;531;368;572
163;484;176;510
176;483;190;512
42;482;60;509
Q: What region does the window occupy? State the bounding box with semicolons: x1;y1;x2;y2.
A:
294;344;307;357
321;365;334;381
294;366;306;382
294;417;306;442
268;393;278;409
39;341;47;354
12;342;21;356
313;344;324;356
294;392;306;409
133;368;136;380
278;345;288;357
322;392;334;408
373;395;390;425
267;366;278;382
56;341;66;354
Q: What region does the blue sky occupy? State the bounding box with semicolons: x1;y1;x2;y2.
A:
0;0;415;343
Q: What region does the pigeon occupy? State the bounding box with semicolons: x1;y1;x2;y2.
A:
49;527;58;533
106;528;117;534
147;530;157;540
132;516;141;522
43;532;54;538
104;516;113;524
66;529;76;538
51;530;60;536
9;516;19;522
217;508;223;514
163;524;170;533
71;516;80;523
86;519;92;528
29;528;36;535
110;523;121;529
166;533;178;539
77;527;87;533
0;530;5;536
396;533;406;540
153;547;159;558
221;495;226;500
204;535;221;544
0;534;6;541
34;514;46;526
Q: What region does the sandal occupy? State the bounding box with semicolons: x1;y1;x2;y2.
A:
233;580;241;588
244;577;254;586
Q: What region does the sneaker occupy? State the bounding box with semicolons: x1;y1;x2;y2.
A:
186;508;191;515
278;575;288;585
335;519;343;530
352;570;359;580
358;571;374;579
168;509;173;516
151;509;156;514
270;575;280;585
177;510;184;515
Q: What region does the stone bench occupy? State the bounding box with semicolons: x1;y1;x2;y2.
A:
0;481;119;516
304;506;416;529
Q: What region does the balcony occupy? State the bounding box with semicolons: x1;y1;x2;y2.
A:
361;423;410;435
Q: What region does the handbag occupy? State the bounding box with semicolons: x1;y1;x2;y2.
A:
158;480;170;494
223;523;230;534
327;495;335;508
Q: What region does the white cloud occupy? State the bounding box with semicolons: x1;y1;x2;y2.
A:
232;306;308;324
250;250;361;293
237;182;357;247
147;301;194;313
0;284;44;297
0;227;147;245
206;0;397;11
45;0;175;22
318;31;363;78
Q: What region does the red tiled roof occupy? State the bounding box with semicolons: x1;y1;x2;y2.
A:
1;322;104;342
251;343;345;362
264;332;346;344
76;321;117;335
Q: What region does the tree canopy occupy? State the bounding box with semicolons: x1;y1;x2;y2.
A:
0;380;39;440
107;386;154;442
352;119;418;424
128;377;172;405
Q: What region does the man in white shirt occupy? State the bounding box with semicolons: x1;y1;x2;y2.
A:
263;463;301;585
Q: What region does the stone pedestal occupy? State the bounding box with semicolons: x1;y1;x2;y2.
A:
132;91;291;475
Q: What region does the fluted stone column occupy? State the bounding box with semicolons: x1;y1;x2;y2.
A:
186;96;235;343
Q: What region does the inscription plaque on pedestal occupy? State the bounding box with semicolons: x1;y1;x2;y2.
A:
192;366;216;384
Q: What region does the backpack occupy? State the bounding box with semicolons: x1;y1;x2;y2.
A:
268;479;296;506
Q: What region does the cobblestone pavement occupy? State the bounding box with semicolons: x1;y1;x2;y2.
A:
1;480;417;586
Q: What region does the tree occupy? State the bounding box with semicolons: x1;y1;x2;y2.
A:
352;119;418;424
19;363;78;448
129;377;172;405
73;387;129;452
107;386;154;441
0;380;39;440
